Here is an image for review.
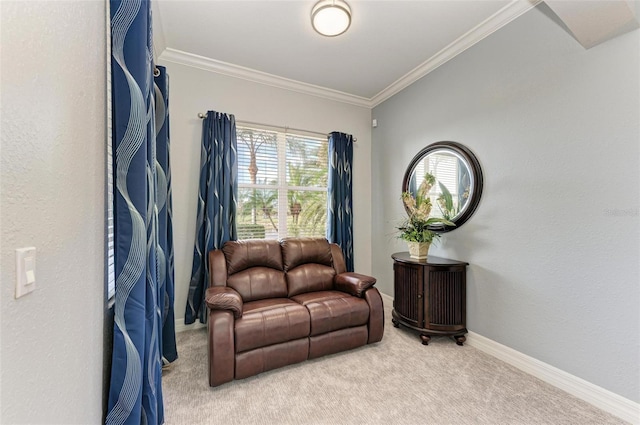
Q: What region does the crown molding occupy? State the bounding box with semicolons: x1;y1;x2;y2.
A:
369;0;542;107
159;48;372;108
158;0;541;110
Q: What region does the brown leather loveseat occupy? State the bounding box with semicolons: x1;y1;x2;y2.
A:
205;237;384;387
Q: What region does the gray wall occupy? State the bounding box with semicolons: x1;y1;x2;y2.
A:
0;1;106;422
372;4;639;402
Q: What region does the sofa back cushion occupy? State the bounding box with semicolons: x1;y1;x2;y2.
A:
223;239;287;301
281;238;333;270
281;238;335;296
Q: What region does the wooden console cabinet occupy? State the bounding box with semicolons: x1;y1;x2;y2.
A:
391;252;468;345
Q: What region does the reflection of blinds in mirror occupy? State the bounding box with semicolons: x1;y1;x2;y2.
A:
426;154;459;218
415;161;425;185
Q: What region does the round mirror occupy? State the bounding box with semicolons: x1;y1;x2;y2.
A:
402;141;483;232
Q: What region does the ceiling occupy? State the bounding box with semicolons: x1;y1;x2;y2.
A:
153;0;638;107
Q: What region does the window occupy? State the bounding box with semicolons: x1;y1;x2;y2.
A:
236;126;328;240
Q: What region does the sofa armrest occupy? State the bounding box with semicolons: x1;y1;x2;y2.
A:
364;287;384;344
334;272;377;297
205;287;243;318
208;310;235;387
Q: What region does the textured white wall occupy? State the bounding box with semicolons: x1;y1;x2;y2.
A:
157;61;372;327
0;1;106;423
372;4;639;402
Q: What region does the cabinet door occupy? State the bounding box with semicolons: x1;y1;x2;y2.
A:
393;262;424;328
425;266;466;332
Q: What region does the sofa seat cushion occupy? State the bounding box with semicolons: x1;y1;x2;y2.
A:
291;291;369;336
235;298;310;353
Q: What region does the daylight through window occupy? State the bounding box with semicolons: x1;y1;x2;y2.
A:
236;126;328;240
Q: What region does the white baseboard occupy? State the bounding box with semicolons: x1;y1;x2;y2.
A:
380;292;394;307
466;331;640;424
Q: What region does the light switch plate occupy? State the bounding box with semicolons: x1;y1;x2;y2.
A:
15;247;36;299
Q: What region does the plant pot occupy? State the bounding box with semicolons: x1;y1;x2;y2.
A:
407;241;430;260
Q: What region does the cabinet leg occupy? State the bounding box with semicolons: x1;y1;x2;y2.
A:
454;335;466;346
420;335;431;345
392;318;400;328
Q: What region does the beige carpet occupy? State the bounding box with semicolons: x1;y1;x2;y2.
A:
163;302;626;425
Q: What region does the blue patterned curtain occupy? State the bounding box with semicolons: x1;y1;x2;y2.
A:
185;111;237;324
154;66;177;364
107;0;169;423
327;132;354;272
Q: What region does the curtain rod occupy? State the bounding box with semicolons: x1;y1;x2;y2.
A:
197;112;357;142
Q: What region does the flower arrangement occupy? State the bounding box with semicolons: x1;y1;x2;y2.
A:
398;172;455;245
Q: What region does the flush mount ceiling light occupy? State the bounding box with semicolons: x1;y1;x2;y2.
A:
311;0;352;37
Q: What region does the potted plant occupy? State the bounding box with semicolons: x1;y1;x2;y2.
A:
398;173;454;259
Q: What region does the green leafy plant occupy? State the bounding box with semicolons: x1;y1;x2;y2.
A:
240;187;279;232
437;181;471;221
397;215;454;243
398;172;455;243
437;182;458;221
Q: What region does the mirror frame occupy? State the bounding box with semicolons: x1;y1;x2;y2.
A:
402;141;483;233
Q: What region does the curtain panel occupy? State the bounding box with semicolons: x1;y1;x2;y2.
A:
327;131;354;272
185;112;238;324
154;66;177;364
107;0;174;423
